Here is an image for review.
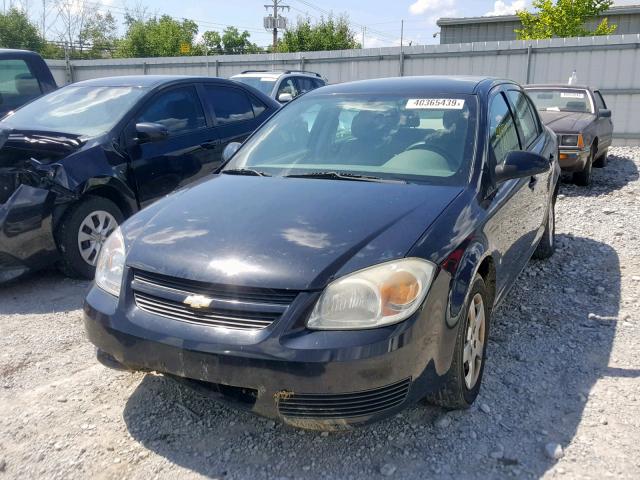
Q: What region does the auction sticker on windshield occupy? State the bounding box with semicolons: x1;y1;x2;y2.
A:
406;98;465;109
560;92;585;99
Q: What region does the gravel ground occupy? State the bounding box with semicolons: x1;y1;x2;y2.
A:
1;146;639;480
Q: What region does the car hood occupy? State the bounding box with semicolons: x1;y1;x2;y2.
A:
0;128;87;167
124;175;463;291
538;111;595;132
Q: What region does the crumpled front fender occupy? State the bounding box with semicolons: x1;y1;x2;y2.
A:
0;185;59;282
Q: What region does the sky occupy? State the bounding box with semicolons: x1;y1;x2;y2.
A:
9;0;640;48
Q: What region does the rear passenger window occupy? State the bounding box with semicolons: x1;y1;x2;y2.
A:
489;93;520;166
137;86;206;136
507;90;540;147
204;86;254;124
250;95;266;117
0;59;42;109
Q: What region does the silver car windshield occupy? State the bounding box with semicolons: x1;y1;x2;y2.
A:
1;85;148;137
232;76;277;96
224;93;478;185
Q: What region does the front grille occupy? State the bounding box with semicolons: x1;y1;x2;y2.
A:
132;269;298;330
134;270;298;305
277;378;411;419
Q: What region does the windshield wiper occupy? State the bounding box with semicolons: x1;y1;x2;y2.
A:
285;171;405;184
222;168;271;177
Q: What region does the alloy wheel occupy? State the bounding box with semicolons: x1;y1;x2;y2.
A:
77;210;118;266
463;293;486;390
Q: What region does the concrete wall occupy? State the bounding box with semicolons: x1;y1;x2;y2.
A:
45;34;640;145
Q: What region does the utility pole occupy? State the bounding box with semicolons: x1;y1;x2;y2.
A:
42;0;46;42
400;20;404;49
362;26;366;49
264;0;289;51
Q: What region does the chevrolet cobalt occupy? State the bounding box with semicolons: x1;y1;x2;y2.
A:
84;76;560;429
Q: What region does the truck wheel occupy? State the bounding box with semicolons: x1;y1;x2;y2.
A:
424;275;490;409
593;148;608;168
533;196;556;259
573;147;594;186
56;196;123;279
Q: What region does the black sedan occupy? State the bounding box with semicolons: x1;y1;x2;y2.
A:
0;75;279;282
525;84;613;186
84;76;560;429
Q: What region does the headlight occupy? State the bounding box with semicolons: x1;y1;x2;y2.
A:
560;134;584;148
307;258;436;330
95;226;125;297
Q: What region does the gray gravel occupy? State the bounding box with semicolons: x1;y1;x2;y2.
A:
1;146;639;479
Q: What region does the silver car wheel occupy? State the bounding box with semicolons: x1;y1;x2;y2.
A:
77;210;118;266
463;293;486;390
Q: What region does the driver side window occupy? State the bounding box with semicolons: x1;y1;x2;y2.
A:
488;93;520;166
277;78;298;98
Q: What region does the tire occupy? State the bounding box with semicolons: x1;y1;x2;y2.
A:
533;196;556;260
573;146;594;186
425;275;490;409
56;196;124;279
593;148;608;168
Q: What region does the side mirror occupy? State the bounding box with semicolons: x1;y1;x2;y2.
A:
135;122;169;143
495;151;550;183
277;92;294;103
599;109;612;118
222;142;242;162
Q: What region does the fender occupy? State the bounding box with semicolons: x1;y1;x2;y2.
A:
443;236;492;328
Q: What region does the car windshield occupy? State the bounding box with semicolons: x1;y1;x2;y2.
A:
1;85;148;137
224;93;478;185
232;76;277;96
526;88;593;114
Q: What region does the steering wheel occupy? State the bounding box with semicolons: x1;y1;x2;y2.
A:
406;142;457;168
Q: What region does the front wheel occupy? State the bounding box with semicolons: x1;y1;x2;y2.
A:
56;196;124;279
425;275;490;409
593;148;608;168
533;197;556;259
573;147;594;186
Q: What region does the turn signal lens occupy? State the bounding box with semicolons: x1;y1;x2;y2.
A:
307;258;436;330
577;134;584;149
380;271;421;315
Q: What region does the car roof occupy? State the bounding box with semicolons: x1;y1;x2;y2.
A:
0;48;44;59
70;75;230;88
231;70;323;79
309;75;509;96
524;84;593;90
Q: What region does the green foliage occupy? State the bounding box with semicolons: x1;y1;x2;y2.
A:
196;27;262;55
516;0;617;39
277;15;361;52
78;12;118;58
115;15;199;58
0;8;43;52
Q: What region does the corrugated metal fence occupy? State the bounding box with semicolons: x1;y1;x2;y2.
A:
46;34;640;145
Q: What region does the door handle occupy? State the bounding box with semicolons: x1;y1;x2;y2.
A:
201;139;221;149
528;176;538;189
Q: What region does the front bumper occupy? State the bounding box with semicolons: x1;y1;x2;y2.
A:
0;185;60;282
83;269;458;429
558;147;590;172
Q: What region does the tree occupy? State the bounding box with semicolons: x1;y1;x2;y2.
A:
0;8;43;51
516;0;617;39
197;27;261;55
115;15;199;58
79;11;118;58
277;15;360;52
54;0;93;54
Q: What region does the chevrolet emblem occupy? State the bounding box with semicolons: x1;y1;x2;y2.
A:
184;294;213;309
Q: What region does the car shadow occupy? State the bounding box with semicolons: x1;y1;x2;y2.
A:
122;234;620;479
0;267;88;315
560;149;639;197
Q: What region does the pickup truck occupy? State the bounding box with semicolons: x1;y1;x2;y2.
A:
0;49;57;117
